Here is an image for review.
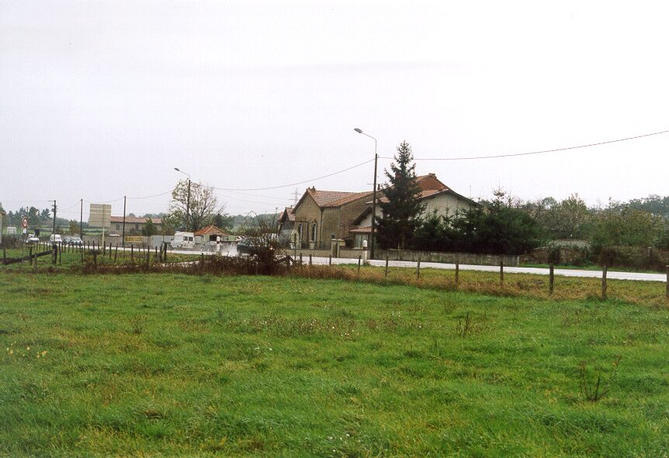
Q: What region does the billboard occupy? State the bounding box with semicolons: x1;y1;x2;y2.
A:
88;204;112;228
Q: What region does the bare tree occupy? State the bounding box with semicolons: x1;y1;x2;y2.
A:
167;179;223;231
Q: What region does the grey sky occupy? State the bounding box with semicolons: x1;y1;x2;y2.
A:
2;0;668;221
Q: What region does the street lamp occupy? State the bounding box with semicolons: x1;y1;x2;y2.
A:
174;168;191;231
354;128;378;259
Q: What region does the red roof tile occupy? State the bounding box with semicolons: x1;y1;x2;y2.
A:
307;189;372;207
194;225;229;237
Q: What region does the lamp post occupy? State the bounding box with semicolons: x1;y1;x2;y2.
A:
174;168;191;231
354;128;378;260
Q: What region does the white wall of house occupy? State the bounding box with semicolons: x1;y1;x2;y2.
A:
358;192;473;228
423;192;473;218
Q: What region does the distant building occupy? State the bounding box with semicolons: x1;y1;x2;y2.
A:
194;225;238;256
110;216;163;235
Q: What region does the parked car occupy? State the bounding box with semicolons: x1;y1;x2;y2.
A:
25;234;40;244
64;236;84;246
49;234;63;243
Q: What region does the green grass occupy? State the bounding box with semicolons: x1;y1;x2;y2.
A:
1;273;668;455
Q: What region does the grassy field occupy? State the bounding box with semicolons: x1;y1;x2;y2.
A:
1;272;668;456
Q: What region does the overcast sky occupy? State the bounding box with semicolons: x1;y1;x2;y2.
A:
2;0;668;220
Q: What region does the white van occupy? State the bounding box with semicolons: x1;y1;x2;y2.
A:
170;231;195;249
49;234;63;243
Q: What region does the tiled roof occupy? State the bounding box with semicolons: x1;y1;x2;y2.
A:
194;225;229;236
282;207;295;222
307;189;372;208
110;216;162;224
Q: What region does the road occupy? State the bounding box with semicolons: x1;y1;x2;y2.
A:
164;248;667;283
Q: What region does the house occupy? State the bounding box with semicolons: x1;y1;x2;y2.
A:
349;173;477;248
277;207;296;244
291;187;373;249
110;216;163;235
288;173;475;249
194;225;239;255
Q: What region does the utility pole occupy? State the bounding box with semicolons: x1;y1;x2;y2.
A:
51;200;57;235
354;128;378;260
79;199;83;238
186;179;191;232
122;195;127;247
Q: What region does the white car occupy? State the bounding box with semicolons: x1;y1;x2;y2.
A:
49;234;63;243
25;235;40;244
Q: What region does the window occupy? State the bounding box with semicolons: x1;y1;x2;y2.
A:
311;223;317;242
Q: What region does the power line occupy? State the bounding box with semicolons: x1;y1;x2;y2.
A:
213;158;375;191
379;129;669;162
127;190;172;200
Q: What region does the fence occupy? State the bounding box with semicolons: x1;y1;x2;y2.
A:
2;243;669;301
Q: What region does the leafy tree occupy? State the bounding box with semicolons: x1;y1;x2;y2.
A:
591;205;663;249
213;213;234;231
167;179;222;231
376;141;425;249
142;218;158;236
69;221;79;235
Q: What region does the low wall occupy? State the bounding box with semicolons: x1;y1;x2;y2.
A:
82;235;174;248
280;248;519;266
376;249;519;266
280;248;366;259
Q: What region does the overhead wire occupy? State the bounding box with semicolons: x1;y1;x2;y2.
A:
213;158;375;191
379;129;669;161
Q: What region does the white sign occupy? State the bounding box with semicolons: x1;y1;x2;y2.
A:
88;204;112;228
7;226;17;235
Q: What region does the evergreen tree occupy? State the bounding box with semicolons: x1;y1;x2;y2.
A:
142;218;158;236
376;141;425;249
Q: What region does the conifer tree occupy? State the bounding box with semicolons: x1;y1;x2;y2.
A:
376;141;425;249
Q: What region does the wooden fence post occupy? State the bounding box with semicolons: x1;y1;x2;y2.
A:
114;245;118;263
549;263;554;295
499;259;504;286
602;265;608;300
385;255;389;278
58;244;62;265
357;255;361;276
455;262;459;288
328;255;332;266
131;244;134;262
416;258;421;280
309;254;312;266
665;265;668;299
299;253;303;266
